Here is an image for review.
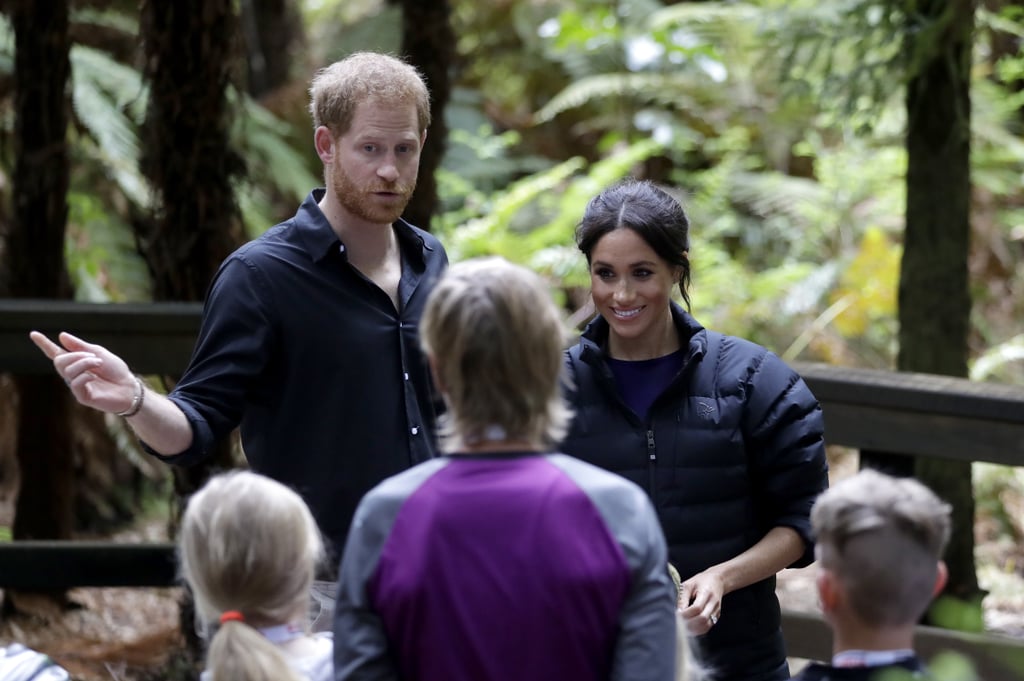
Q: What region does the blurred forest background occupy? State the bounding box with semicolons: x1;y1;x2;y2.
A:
0;0;1023;677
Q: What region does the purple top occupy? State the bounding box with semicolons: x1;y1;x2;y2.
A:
334;453;675;681
607;350;685;420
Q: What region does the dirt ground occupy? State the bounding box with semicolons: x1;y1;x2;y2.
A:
0;587;184;680
0;504;188;681
1;449;1022;680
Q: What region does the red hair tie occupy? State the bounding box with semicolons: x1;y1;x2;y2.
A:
219;610;245;624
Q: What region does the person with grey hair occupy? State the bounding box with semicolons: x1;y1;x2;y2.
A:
334;257;677;681
180;470;331;681
792;468;952;681
29;52;447;591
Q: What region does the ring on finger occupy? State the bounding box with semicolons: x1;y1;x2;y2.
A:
710;613;719;626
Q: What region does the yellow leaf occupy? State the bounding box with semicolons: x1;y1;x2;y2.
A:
830;226;901;336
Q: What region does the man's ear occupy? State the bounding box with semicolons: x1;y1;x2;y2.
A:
421;129;428;147
314;126;335;164
933;561;949;597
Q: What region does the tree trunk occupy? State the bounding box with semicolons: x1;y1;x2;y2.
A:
2;0;73;613
137;0;246;659
900;0;981;609
239;0;305;98
137;0;246;302
136;0;243;488
389;0;453;232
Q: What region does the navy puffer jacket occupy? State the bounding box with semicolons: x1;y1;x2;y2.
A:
562;304;828;681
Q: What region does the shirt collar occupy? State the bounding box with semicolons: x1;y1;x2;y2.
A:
294;188;433;267
832;649;916;668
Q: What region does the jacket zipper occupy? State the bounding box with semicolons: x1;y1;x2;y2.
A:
646;428;657;500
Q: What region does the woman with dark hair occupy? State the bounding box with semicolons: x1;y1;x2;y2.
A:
562;179;829;681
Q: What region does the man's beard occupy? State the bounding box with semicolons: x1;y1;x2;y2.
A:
332;163;416;226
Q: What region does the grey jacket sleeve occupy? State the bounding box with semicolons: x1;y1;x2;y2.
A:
549;454;677;681
610;491;677;681
333;459;448;681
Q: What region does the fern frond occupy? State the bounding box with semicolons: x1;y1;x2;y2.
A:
231;90;320;205
447;157;586;261
524;138;664;254
648;2;761;35
0;15;13;77
727;170;827;223
70;45;149;204
536;72;707;122
71;45;146;117
70;6;139;35
971;335;1024;381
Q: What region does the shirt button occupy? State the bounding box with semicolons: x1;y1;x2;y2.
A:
403;372;409;381
411;427;419;435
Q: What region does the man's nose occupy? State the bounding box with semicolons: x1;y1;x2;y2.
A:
377;157;400;182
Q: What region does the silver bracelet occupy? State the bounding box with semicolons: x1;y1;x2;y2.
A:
116;376;146;418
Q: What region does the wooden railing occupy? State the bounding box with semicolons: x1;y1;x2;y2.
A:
0;299;202;375
2;300;1024;677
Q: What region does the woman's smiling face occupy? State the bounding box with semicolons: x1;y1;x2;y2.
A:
589;227;680;359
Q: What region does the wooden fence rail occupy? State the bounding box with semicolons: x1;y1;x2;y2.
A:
0;542;178;590
2;300;1024;677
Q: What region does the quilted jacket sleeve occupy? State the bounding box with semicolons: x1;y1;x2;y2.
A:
741;351;829;568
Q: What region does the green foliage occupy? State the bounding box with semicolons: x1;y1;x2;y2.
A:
970;335;1024;383
438;155;586;262
0;15;11;82
1;3;324;295
437;133;663;289
476;0;1024;374
65;190;151;302
973;463;1024;545
929;594;987;634
828;227;900;341
964;10;1024;379
537;0;770;139
504;2;886;356
69;44;149;206
873;651;979;681
229;89;321;238
926;652;982;681
672;125;907;359
769;0;910;133
440;87;554;198
6;0;1023;377
305;1;401;62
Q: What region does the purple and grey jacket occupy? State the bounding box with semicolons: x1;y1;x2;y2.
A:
333;452;677;681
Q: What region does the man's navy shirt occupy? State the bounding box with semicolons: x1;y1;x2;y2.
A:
146;189;447;557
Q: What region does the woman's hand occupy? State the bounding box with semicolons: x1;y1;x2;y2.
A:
676;527;806;636
677;570;724;636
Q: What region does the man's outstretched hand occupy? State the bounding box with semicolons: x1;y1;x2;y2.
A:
29;331;136;414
